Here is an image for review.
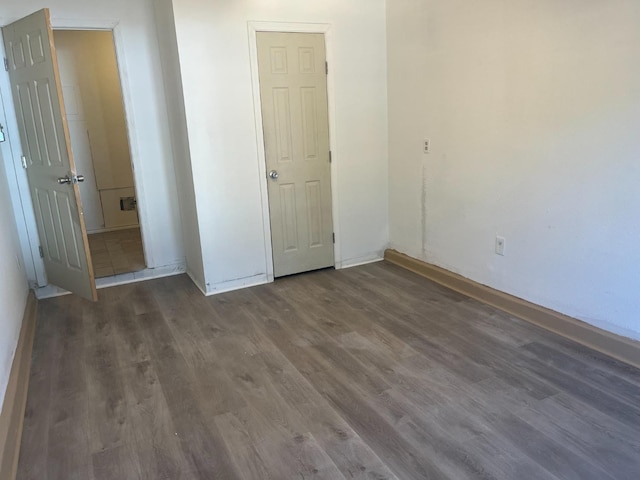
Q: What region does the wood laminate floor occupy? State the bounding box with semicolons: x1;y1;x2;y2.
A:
17;262;640;479
88;228;145;278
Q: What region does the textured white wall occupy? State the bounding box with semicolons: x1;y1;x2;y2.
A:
153;0;205;290
388;0;640;339
55;30;139;232
55;31;106;232
0;145;29;413
171;0;389;292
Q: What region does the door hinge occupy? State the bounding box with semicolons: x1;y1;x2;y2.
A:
332;232;335;244
3;57;8;72
38;246;44;258
325;61;328;75
21;155;27;169
329;150;332;163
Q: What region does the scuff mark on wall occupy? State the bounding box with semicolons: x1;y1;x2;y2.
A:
421;160;428;258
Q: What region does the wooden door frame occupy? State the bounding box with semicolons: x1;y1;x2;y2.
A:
0;17;151;288
248;21;342;282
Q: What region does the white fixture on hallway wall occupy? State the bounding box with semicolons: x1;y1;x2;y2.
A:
495;236;505;256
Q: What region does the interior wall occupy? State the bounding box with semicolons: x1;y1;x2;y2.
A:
152;0;205;290
0;0;185;280
0;146;29;413
92;32;133;191
54;30;138;232
387;0;640;339
55;33;105;232
171;0;389;292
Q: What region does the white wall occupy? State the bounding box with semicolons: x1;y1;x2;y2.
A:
0;135;29;413
92;32;134;191
153;0;205;290
388;0;640;340
171;0;389;292
55;33;106;232
55;30;139;232
0;0;185;283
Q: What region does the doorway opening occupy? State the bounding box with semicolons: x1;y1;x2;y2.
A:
53;30;145;278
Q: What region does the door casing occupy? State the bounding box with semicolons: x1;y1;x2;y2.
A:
0;17;151;288
248;21;342;282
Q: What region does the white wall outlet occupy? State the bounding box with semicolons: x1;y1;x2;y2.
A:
495;236;506;256
423;139;430;154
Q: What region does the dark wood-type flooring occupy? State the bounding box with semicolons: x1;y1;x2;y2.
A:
17;262;640;479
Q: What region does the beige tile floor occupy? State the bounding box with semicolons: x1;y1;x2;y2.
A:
88;227;146;278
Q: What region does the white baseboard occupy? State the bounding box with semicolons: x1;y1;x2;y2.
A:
204;273;269;296
336;251;384;270
187;270;207;296
35;262;186;299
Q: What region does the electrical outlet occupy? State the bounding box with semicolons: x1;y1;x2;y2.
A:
495;236;506;256
423;139;430;154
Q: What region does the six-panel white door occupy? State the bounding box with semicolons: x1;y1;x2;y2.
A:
257;32;334;277
2;9;97;300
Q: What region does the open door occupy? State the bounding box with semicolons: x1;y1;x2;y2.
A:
2;9;97;300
